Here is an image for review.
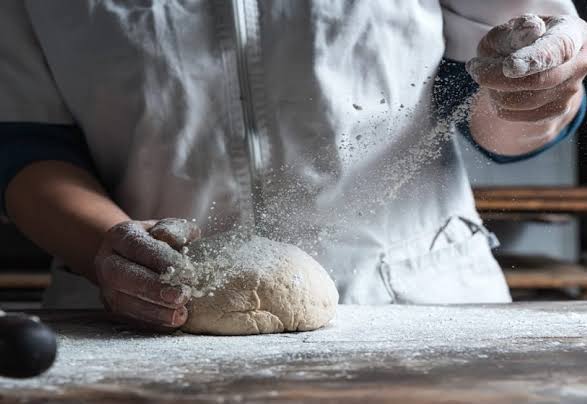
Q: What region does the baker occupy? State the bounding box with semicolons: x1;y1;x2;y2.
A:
1;1;585;330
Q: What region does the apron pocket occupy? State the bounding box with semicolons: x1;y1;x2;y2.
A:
379;219;511;304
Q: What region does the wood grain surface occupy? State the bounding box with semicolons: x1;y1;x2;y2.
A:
0;303;586;404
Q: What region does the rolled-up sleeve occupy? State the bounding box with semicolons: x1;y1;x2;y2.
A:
440;0;578;62
0;1;95;214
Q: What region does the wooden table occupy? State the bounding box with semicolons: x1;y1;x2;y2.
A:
1;303;586;403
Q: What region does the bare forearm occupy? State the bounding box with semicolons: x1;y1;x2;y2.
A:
5;161;129;283
469;87;583;156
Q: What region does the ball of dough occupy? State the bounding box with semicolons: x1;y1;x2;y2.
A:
161;232;339;335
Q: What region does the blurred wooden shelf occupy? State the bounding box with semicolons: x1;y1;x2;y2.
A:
479;212;573;224
0;271;51;289
499;254;587;289
474;186;587;214
477;187;587;299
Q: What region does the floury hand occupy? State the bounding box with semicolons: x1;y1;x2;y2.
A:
467;14;587;125
94;219;200;330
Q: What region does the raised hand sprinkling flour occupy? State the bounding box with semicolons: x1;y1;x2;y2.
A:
468;14;587;79
466;13;587;156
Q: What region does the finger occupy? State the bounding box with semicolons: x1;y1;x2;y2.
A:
509;15;547;52
96;254;190;308
504;16;586;78
489;79;581;111
478;20;516;57
149;218;201;251
494;98;573;122
469;58;578;91
102;288;188;328
479;15;546;58
107;221;190;273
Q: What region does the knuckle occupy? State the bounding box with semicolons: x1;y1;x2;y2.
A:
151;218;185;235
478;37;496;57
121;261;154;280
107;220;135;240
102;254;129;274
150;218;200;247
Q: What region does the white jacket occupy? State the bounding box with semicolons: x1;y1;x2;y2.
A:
0;0;578;306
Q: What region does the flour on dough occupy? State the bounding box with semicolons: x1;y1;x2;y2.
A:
160;232;339;335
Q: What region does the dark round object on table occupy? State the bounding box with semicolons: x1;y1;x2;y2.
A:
0;314;57;378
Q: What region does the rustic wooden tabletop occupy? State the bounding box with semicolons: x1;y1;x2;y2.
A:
0;303;586;403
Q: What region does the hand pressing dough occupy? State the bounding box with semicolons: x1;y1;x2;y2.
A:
160;232;339;335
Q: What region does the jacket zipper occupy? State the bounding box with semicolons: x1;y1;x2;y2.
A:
231;0;265;228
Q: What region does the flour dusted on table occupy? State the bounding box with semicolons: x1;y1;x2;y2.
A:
159;231;339;335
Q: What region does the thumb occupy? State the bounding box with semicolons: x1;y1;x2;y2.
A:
504;15;586;78
479;14;546;58
149;218;201;251
469;14;546;82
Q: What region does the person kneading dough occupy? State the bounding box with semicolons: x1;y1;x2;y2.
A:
1;2;586;331
154;228;339;335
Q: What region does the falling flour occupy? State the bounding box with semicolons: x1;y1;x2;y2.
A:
381;97;474;202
